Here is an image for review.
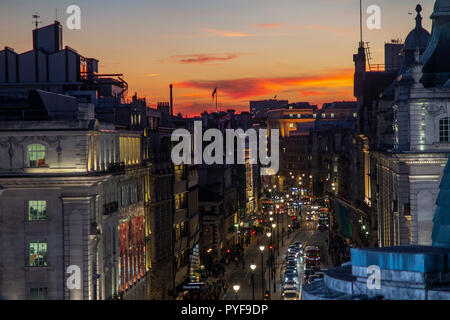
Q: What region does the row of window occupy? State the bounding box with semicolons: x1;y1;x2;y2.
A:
120;183;143;207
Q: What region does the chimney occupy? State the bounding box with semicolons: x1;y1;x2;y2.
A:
169;84;173;116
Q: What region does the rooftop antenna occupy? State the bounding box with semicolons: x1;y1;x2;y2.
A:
55;8;58;21
32;13;41;30
359;0;363;48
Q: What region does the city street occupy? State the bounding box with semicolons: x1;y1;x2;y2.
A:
222;219;329;300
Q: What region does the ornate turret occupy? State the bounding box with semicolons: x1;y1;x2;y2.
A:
420;0;450;87
401;5;430;73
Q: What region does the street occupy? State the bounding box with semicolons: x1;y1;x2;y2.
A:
222;219;329;300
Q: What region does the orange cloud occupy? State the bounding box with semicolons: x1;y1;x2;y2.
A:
161;53;243;65
204;28;250;37
172;69;355;116
175;68;354;100
254;23;282;29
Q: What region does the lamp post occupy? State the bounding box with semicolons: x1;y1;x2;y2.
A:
233;285;240;300
271;224;277;292
250;264;256;300
266;232;272;289
259;246;265;299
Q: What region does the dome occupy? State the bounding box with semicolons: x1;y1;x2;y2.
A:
404;5;431;52
404;28;431;51
431;0;450;18
400;5;431;74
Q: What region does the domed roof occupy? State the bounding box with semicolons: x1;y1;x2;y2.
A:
404;5;431;52
432;0;450;18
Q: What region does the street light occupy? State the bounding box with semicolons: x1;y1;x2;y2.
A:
233;285;240;300
250;264;256;300
266;233;272;288
259;246;265;299
272;223;276;229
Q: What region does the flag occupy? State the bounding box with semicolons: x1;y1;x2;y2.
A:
212;87;217;100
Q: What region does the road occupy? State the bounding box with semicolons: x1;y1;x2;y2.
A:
222;219;329;300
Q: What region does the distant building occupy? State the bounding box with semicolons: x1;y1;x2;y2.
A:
250;99;288;125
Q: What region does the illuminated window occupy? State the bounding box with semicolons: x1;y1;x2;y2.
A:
28;200;46;221
331;113;335;118
28;144;46;168
29;242;47;267
313;114;317;118
322;114;326;118
175;193;186;210
289;124;294;129
440;117;450;142
175;165;185;182
353;113;357;118
30;288;48;300
289;114;293;118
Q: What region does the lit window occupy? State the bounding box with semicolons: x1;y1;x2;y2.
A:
297;114;301;118
289;124;294;129
440;118;450;142
175;193;186;210
29;242;47;267
28;200;46;221
289;114;293;118
313;114;317;118
331;113;335;118
30;288;48;300
322;114;326;118
28;144;46;168
353;113;357;118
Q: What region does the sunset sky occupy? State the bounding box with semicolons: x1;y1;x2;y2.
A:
0;0;436;116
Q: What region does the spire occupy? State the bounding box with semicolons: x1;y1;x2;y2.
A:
415;4;423;29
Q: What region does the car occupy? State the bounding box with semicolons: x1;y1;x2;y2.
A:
286;267;298;277
283;281;297;291
287;260;297;268
284;271;297;283
317;224;329;232
282;290;298;300
294;241;303;249
287;245;298;253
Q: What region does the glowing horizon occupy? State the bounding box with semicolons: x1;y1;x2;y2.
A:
0;0;436;117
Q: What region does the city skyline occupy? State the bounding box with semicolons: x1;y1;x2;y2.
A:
0;0;435;116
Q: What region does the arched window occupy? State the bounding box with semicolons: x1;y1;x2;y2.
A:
440;118;450;142
28;144;46;167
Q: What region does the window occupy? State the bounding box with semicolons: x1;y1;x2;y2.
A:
29;242;47;267
28;144;46;168
331;113;335;118
322;114;326;118
28;200;46;221
175;165;185;182
175;193;186;210
440;117;450;142
121;186;127;207
313;114;317;118
30;287;48;300
297;114;301;119
289;124;294;129
353;112;358;118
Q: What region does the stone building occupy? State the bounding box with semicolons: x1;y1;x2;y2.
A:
375;1;450;246
0;92;148;300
